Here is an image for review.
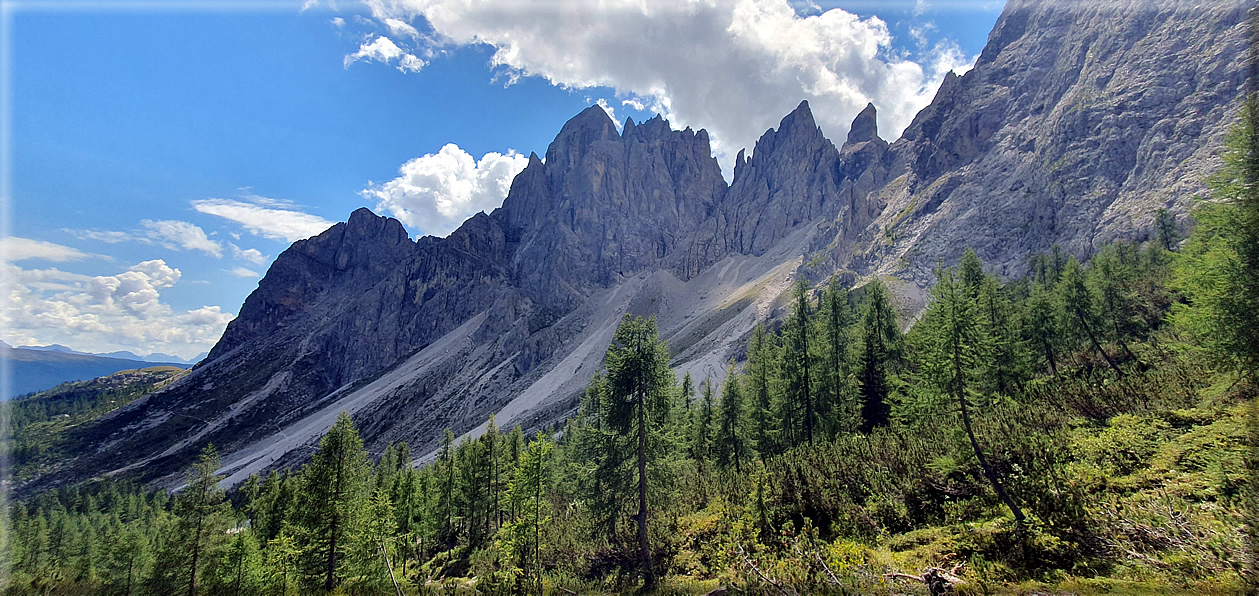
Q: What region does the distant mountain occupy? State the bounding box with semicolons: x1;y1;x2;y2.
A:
16;0;1248;495
96;350;205;365
1;344;193;399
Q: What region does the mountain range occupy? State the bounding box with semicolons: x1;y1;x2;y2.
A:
15;0;1249;495
0;341;196;400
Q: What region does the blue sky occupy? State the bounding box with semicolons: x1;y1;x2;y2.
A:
1;0;1002;360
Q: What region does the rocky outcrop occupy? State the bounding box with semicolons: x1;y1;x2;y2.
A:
835;0;1250;283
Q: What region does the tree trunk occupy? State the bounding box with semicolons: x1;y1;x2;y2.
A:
958;390;1025;524
1077;309;1123;376
636;390;656;590
326;449;344;592
1041;339;1058;376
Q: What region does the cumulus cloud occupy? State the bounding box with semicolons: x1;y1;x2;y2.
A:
361;143;529;237
141;219;223;257
345;35;426;72
2;259;234;360
192;196;335;243
357;0;977;168
0;237;101;263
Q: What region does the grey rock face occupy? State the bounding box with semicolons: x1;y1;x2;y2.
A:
838;0;1249;283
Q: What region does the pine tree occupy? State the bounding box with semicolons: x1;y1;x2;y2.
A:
602;315;676;590
295;412;369;591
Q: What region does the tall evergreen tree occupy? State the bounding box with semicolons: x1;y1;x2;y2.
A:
821;277;854;436
1023;281;1061;375
170;444;230;596
295;412;369;591
1173;97;1259;380
501;434;552;596
858;279;901;432
745;324;780;459
785;279;817;445
923;268;1026;525
714;365;748;473
602;315;676;590
1057;257;1123;375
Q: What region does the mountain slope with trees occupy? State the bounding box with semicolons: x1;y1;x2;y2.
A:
6;100;1256;593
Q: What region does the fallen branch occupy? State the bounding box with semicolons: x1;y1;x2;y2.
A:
814;553;840;585
736;543;795;596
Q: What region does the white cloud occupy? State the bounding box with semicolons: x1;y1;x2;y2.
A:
229;243;267;265
925;38;975;79
141;219;223;257
227;266;261;278
2;259;234;360
192;197;335;243
0;237;101;263
65;228;133;244
595;98;619;129
362;143;529;237
385;17;420;39
344;35;426;73
331;16;346;27
358;0;977;168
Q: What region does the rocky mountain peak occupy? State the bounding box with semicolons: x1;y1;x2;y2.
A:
845;102;879;145
207;209;414;361
545;105;619;170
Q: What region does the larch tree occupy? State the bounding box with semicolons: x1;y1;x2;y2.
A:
858;278;901;433
924;267;1026;525
171;444;230;596
1057;257;1123;376
1173;97;1259;380
714;364;748;473
295;412;369;592
602;315;676;590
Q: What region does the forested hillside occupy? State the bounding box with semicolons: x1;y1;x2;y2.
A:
5;104;1256;595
